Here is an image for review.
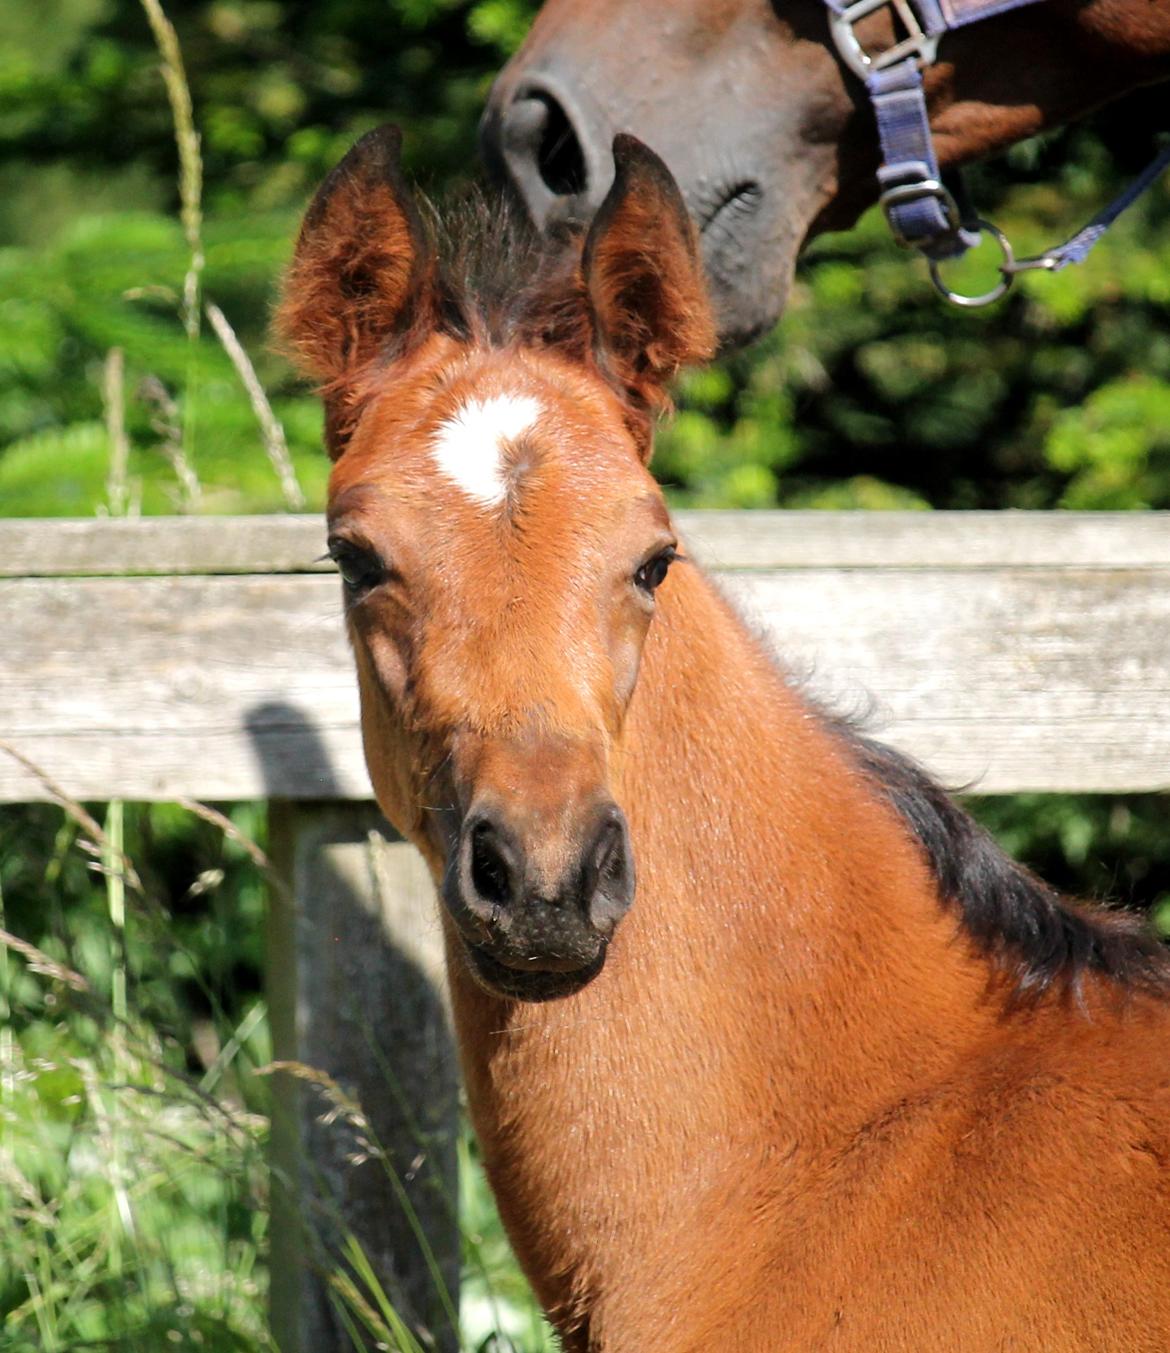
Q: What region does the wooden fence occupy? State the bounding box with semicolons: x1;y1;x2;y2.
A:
3;510;1168;1350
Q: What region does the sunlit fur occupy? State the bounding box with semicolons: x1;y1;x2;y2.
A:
280;127;1170;1351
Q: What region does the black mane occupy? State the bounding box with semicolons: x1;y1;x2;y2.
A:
840;726;1169;999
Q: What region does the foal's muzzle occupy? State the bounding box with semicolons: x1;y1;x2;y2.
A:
443;798;635;1001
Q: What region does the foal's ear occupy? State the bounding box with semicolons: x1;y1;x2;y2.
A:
583;134;715;454
275;124;431;456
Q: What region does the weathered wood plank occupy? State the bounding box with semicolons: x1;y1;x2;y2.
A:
3;511;1168;576
2;561;1166;799
0;514;334;578
724;567;1170;793
680;509;1170;571
0;574;367;801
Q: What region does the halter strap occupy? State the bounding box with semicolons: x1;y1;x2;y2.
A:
825;0;1170;304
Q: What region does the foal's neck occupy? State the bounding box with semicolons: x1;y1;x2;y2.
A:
446;554;1000;1336
616;558;999;1125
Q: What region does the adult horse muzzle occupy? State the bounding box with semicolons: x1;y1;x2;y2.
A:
479;21;832;349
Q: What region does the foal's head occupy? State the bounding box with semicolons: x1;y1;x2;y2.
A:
279;126;713;1000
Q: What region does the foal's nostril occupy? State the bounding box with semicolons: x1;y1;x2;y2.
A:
584;806;635;933
591;820;623;888
453;799;633;945
468;816;519;911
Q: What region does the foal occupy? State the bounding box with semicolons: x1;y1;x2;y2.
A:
279;126;1170;1352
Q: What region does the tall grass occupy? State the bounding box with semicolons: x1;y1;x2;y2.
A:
0;794;273;1351
136;0;306;513
139;0;205;488
0;789;555;1350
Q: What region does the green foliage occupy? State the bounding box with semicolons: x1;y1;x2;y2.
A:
459;1136;559;1351
0;204;330;514
965;794;1170;938
3;1;1167;519
0;0;542;519
0;801;272;1349
466;0;538;55
658;96;1170;510
0;800;555;1349
1046;376;1170;508
2;1018;270;1351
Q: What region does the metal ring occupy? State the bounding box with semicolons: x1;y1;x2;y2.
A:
927;220;1016;309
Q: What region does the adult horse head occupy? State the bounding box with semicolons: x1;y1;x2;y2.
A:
482;0;1170;346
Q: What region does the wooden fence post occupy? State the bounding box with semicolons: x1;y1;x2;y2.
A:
267;801;461;1353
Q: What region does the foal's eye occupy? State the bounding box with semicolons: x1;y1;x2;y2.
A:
634;547;678;596
327;537;385;595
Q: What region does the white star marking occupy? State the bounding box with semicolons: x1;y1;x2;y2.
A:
430;393;542;506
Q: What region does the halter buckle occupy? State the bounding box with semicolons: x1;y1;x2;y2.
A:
829;0;940;81
878;178;961;248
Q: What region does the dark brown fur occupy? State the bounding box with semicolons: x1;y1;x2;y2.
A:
840;727;1169;999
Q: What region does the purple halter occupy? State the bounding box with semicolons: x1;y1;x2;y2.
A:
824;0;1170;305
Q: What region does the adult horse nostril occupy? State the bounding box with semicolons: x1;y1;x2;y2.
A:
530;92;588;197
500;95;550;159
501;89;589;200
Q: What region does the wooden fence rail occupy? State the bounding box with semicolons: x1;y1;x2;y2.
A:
2;510;1167;1350
3;511;1169;802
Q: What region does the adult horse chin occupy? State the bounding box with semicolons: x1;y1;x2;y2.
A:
481;0;1170;348
699;193;815;350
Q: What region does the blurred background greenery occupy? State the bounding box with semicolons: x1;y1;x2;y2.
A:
0;0;1166;1348
2;0;1169;514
